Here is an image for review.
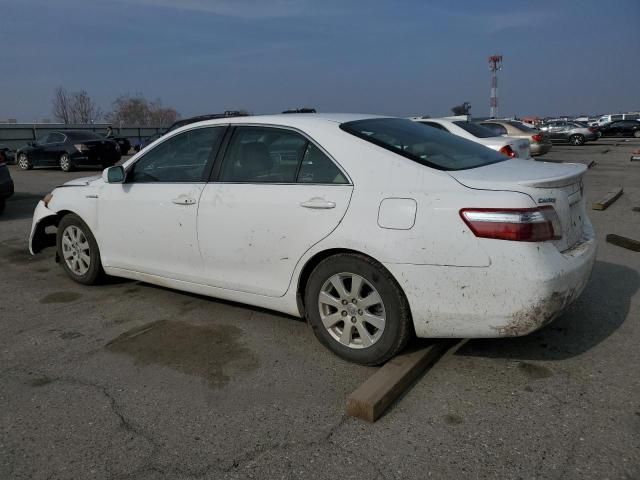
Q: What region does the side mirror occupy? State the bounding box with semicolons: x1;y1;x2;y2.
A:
103;165;125;183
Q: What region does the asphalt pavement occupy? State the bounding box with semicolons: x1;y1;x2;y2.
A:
1;140;639;480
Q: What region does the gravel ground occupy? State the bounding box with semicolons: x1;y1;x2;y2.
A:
1;140;639;480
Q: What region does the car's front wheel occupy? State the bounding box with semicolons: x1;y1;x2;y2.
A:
57;214;105;285
59;153;73;172
304;253;413;365
569;134;585;146
17;153;32;170
634;131;640;138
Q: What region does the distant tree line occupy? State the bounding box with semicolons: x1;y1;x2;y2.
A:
51;87;180;127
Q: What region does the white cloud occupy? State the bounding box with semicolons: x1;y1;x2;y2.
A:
121;0;321;18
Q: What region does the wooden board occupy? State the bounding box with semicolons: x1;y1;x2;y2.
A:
346;340;455;422
606;234;640;252
592;187;623;211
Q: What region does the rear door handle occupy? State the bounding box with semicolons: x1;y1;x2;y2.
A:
300;197;336;209
172;195;197;205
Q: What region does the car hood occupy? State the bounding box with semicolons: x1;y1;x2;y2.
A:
61;174;102;187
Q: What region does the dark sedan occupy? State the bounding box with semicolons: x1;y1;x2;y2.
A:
0;149;15;214
16;131;121;172
598;120;640;138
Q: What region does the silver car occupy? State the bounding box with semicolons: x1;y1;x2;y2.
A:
479;120;553;156
539;121;599;146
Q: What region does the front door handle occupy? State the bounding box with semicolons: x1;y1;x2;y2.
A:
172;195;197;205
300;197;336;209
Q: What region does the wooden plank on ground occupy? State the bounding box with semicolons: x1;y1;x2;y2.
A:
346;340;455;423
592;187;623;211
606;234;640;252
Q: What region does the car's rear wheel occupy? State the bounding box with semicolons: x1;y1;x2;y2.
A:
569;134;585;146
57;214;105;285
59;153;73;172
17;153;32;170
304;253;412;365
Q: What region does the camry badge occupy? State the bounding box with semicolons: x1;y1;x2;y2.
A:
538;197;556;204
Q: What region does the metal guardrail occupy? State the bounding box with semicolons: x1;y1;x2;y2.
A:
0;123;165;150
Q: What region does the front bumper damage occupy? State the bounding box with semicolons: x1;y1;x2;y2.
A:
29;200;58;255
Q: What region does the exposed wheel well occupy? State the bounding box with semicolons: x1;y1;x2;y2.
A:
295;248;410;321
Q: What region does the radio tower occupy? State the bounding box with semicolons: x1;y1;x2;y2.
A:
488;54;503;118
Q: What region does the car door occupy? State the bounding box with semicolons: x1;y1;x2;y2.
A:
42;132;66;164
197;125;353;297
30;133;54;163
98;125;226;282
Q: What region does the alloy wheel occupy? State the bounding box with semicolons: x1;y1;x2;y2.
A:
61;225;91;276
18;154;29;170
317;272;386;349
60;154;71;171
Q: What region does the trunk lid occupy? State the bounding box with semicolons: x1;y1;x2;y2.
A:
449;159;588;251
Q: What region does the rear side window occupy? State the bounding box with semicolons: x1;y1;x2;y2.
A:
341;118;506;171
505;121;538;133
481;123;508;136
69;131;102;141
420;121;449;132
219;126;347;184
452;121;497;138
49;132;66;143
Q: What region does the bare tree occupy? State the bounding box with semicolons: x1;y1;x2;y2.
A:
70;90;103;124
106;94;179;127
52;87;103;124
52;87;72;124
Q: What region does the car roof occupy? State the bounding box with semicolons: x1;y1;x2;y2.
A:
173;113;388;130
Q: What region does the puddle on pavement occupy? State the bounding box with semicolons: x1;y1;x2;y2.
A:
39;291;83;304
518;361;552;379
28;376;53;387
444;414;464;425
106;320;259;387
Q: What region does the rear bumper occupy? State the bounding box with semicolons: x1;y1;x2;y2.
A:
530;142;552;156
385;222;597;338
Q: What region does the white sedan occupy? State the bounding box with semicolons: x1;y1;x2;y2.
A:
410;116;532;159
30;114;596;365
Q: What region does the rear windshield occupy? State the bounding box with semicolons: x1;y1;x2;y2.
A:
506;121;538;132
67;131;103;141
452;121;497;138
340;118;507;171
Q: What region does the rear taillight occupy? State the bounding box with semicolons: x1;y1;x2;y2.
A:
74;143;90;152
588;127;596;133
460;207;561;242
499;145;517;158
531;133;543;142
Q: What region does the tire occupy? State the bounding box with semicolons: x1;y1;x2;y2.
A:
304;253;413;365
59;153;73;172
634;131;640;138
569;134;585;146
17;153;32;170
0;198;5;215
57;214;105;285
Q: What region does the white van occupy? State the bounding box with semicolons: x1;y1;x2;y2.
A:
595;113;640;126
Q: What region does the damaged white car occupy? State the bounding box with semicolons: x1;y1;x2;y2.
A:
30;114;596;365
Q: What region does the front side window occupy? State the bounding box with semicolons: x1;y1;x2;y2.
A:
341;118;507;171
128;127;223;183
219;126;347;184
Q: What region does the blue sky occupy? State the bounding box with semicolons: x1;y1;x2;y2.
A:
1;0;639;121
